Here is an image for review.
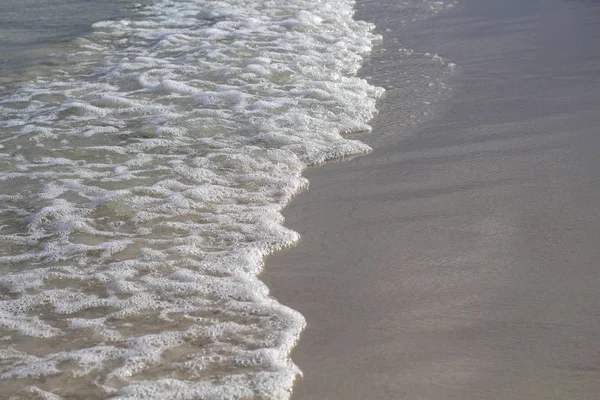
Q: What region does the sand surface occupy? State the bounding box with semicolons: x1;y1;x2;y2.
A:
263;0;600;398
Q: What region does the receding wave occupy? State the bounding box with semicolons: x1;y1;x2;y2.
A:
0;0;382;398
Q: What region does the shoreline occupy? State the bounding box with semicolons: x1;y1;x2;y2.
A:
264;0;600;398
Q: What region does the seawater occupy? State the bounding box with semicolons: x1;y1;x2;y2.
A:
0;0;151;78
0;0;456;398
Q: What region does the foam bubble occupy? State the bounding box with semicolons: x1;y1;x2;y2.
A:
0;0;385;397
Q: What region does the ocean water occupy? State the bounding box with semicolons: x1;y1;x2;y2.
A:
0;0;455;398
0;0;152;78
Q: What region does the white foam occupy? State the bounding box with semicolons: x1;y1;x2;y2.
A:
0;0;387;397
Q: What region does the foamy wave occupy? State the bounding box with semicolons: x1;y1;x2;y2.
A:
0;0;382;398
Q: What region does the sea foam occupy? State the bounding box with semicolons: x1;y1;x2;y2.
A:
0;0;382;398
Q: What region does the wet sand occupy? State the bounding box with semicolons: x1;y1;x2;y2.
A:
263;0;600;398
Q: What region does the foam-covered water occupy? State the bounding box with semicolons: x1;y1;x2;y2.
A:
0;0;456;398
0;0;381;397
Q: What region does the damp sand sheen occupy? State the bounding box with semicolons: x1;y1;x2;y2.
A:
0;0;460;398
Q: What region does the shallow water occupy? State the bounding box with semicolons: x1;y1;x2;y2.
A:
0;0;461;398
0;0;384;397
0;0;474;398
0;0;150;78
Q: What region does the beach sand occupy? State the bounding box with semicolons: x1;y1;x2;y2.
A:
263;0;600;398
